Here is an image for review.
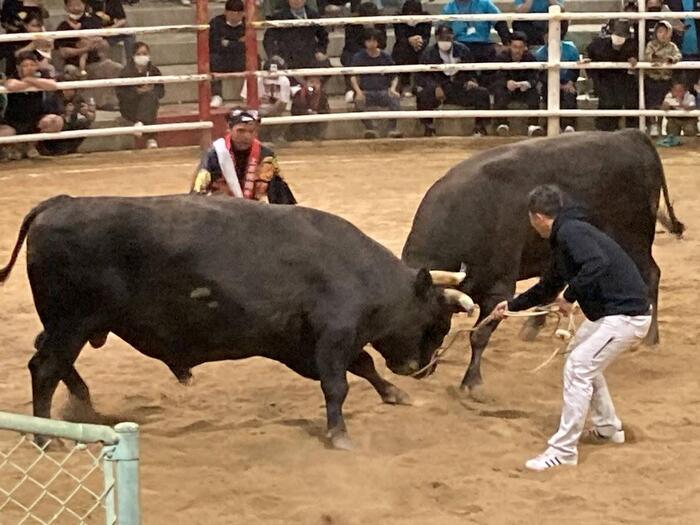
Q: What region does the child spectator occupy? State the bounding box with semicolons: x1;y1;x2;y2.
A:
209;0;246;108
350;28;402;139
644;20;682;136
116;42;164;149
492;31;543;137
86;0;135;64
340;2;387;103
391;0;431;96
288;75;329;141
661;79;697;139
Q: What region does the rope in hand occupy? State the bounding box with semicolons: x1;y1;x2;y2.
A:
411;305;577;378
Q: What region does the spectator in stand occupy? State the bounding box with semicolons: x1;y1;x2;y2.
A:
56;0;122;109
288;75;329;141
341;2;387;104
442;0;511;65
116;41;164;149
513;0;564;46
2;11;46;77
40;64;96;155
587;19;639;131
492;31;544;136
263;0;331;74
86;0;135;64
392;0;431;96
645;0;684;47
416;24;491;136
534;20;580;132
209;0;246;108
1;0;48;34
350;28;402;138
665;0;700;88
1;51;63;160
644;20;682;136
241;57;291;144
661;77;697;139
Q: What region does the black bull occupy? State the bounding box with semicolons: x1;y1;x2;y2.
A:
402;129;685;397
0;195;474;449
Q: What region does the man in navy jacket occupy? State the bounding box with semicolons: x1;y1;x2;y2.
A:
492;185;652;472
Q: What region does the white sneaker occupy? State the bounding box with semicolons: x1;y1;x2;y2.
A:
581;428;625;445
649;123;660;137
133;121;144;137
344;90;354;103
180;0;191;5
564;125;575;133
210;95;223;108
525;452;577;472
496;124;510;136
528;125;545;137
146;139;158;149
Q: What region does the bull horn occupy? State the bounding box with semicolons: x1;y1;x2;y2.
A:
429;270;466;287
443;289;475;314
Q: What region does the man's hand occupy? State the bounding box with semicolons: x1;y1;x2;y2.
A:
628;57;638;67
408;35;423;50
354;89;365;103
555;296;575;316
506;79;519;92
562;80;576;94
389;88;400;98
315;51;327;62
465;80;479;90
490;300;509;321
136;84;154;93
435;85;445;101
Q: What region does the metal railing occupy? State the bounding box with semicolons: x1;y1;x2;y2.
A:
0;411;140;525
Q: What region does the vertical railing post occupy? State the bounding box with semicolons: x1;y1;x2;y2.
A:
103;454;117;525
196;0;212;149
244;0;260;108
547;5;562;136
638;1;646;132
113;422;140;525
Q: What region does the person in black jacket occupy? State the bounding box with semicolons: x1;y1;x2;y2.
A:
665;0;700;88
116;41;164;149
86;0;134;63
391;0;431;95
263;0;331;72
209;0;246;108
587;19;639;131
492;185;652;472
416;25;491;136
340;2;387;102
491;31;543;137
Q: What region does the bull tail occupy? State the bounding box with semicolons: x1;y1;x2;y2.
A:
0;195;70;284
656;167;685;238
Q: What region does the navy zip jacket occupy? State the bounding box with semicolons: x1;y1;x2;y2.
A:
508;208;650;321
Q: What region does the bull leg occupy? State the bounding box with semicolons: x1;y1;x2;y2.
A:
644;257;661;345
316;332;353;450
519;314;547;342
349;350;411;405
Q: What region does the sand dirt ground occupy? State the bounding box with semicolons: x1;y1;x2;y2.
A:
1;139;699;524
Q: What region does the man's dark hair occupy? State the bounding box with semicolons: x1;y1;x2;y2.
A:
16;51;38;65
528;184;564;217
358;1;379;16
225;0;244;11
510;31;528;45
364;27;382;43
64;0;85;5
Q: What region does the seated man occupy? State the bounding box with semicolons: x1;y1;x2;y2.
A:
533;21;580;132
350;28;402;139
86;0;135;64
191;108;297;204
513;0;564;46
416;24;491;137
491;31;543;136
209;0;246;108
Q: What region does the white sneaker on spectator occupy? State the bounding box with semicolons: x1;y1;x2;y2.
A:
649;123;660;137
496;124;510;137
210;95;223;108
581;428;625;445
402;90;414;98
528;125;545;137
146;139;159;149
388;130;403;139
344;90;354;104
25;147;41;159
133;121;144;137
525;451;577;472
364;129;378;139
180;0;191;5
564;125;575;133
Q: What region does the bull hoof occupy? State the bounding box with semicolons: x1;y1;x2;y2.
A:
328;429;353;451
468;384;491;404
518;324;541;342
381;386;413;406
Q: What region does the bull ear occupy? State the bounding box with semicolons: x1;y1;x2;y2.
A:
414;268;433;299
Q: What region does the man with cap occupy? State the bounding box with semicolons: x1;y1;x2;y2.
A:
191;108;296;204
416;24;491;137
586;19;639;131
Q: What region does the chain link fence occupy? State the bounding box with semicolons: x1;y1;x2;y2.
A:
0;412;140;525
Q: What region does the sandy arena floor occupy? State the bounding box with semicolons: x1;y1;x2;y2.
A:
1;139;699;524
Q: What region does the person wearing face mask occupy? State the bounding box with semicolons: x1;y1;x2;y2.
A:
392;0;431;96
415;24;491;136
340;2;387;103
644;20;682;136
492;31;544;137
209;0;246;108
2;11;46;77
587;19;639;132
116;42;164;149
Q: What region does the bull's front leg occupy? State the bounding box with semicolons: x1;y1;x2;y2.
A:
349;350;411;405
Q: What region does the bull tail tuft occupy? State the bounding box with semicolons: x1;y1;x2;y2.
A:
0;195;70;284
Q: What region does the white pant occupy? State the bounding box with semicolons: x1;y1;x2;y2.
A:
546;312;652;458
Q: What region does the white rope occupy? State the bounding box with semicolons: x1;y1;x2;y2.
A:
0;24;207;43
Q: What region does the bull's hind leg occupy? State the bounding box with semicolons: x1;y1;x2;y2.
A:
519;314;547;342
644;257;661;345
35;331;92;406
349;350;411;406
